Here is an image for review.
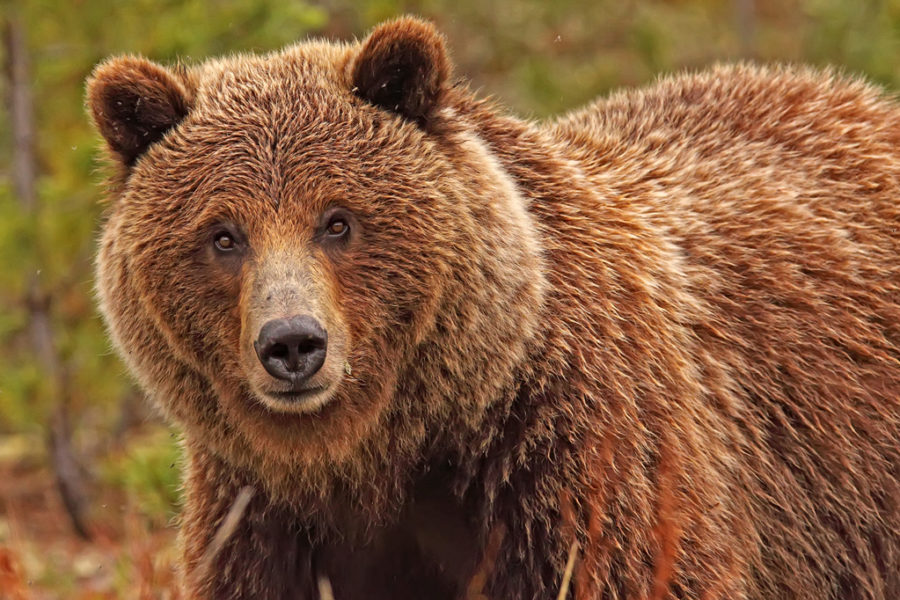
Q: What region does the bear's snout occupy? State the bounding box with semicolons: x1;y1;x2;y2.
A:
239;252;348;413
253;315;327;387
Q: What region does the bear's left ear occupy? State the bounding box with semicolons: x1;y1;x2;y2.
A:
351;17;451;129
86;57;191;167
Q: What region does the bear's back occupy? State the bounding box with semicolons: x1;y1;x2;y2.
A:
548;64;900;598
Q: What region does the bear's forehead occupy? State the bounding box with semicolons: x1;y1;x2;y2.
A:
177;41;424;164
194;42;356;119
134;41;442;214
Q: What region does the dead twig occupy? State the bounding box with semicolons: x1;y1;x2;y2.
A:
317;575;335;600
557;540;580;600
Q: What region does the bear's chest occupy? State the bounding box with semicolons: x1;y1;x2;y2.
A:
314;479;480;600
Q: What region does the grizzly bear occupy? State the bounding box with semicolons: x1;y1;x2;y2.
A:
87;16;900;600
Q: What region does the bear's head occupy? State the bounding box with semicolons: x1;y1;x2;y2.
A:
88;18;545;510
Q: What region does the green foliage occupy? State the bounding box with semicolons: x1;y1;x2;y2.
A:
101;428;183;526
803;0;900;85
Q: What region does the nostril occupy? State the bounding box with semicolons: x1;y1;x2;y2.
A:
269;343;290;361
296;338;324;355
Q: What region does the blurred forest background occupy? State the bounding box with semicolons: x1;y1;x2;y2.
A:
0;0;898;597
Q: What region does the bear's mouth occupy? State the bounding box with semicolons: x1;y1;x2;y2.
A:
253;383;338;414
268;386;327;402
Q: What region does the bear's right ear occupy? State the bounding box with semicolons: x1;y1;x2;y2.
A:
86;57;190;167
351;17;450;129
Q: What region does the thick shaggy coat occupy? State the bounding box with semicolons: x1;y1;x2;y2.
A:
87;17;900;600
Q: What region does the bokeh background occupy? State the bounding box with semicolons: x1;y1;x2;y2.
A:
0;0;898;597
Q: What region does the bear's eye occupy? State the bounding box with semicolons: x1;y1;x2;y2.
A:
317;207;356;249
326;218;349;237
214;231;237;252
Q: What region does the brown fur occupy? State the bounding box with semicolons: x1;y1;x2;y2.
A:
87;17;900;600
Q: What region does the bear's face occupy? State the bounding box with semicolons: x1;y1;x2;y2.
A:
88;19;545;488
109;51;447;417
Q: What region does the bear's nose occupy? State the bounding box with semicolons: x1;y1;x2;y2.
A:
254;315;327;385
